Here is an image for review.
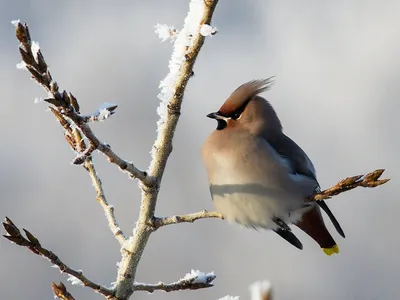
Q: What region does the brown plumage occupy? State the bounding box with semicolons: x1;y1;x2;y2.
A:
201;79;344;255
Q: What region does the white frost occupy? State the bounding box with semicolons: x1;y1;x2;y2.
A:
154;23;178;42
112;226;122;235
97;102;117;121
218;296;240;300
356;175;366;183
183;269;215;284
34;97;44;104
200;24;217;36
31;41;40;62
11;19;20;27
153;0;206;160
16;61;27;70
98;108;112;120
82;102;117;122
249;280;272;300
67;274;84;286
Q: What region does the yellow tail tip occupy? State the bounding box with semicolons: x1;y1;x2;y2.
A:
322;245;340;256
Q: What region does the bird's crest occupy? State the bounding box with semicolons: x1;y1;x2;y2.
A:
219;77;274;116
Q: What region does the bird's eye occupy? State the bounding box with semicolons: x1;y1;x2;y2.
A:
231;112;241;120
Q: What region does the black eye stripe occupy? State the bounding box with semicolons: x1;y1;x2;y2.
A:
220;99;250;120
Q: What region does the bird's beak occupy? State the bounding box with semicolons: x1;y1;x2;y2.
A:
207;112;224;120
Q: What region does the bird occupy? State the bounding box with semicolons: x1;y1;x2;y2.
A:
201;78;345;255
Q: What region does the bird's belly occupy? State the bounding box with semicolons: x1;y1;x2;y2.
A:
210;185;307;230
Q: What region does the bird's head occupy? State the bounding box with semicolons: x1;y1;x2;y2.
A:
206;78;282;134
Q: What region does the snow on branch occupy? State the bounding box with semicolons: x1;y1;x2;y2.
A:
133;270;216;293
81;102;118;122
151;0;219;165
155;24;179;42
113;1;220;299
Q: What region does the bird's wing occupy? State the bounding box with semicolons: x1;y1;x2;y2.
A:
266;133;317;181
266;133;345;238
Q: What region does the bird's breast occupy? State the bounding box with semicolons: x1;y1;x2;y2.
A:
202;133;311;229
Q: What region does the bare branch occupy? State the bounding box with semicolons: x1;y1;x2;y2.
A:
52;282;76;300
113;1;220;299
310;169;389;201
151;169;389;229
2;218;114;298
13;21;151;186
152;210;223;229
84;158;126;245
133;270;216;293
81;102;118;122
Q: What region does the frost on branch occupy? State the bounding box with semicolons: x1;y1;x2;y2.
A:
200;24;217;36
31;40;40;62
82;102;118;122
132;269;216;293
67;273;84;286
182;269;215;284
11;19;20;27
153;0;210;161
16;61;27;70
156;0;205;115
155;23;178;42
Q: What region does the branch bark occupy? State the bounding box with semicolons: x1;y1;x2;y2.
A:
310;169;389;201
51;282;76;300
84;158;126;245
113;1;220;299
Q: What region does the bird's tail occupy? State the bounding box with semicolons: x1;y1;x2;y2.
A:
294;205;339;256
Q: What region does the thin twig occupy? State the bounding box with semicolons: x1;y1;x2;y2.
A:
2;218;114;298
151;169;389;229
84;158;126;245
133;270;216;293
310;169;389;201
113;1;220;299
152;210;223;229
133;281;213;293
13;21;151;186
52;282;76;300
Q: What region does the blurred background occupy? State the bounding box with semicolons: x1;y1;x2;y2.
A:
0;0;399;299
